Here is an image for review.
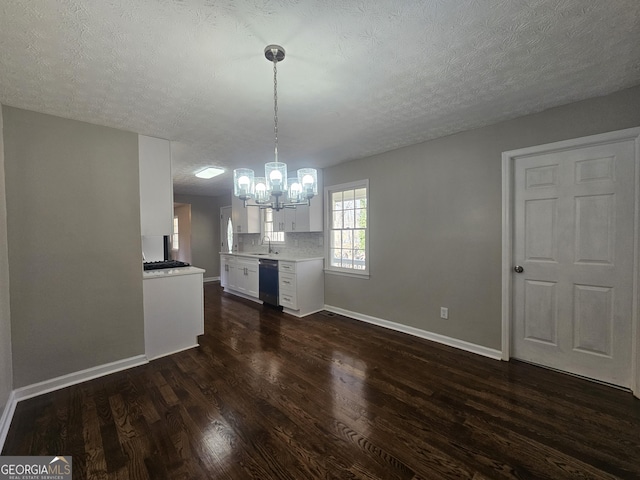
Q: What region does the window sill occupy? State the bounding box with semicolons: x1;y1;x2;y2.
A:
324;268;370;279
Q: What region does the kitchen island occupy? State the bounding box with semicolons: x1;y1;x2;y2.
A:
143;266;205;360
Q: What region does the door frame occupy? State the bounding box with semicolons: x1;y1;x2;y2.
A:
501;127;640;397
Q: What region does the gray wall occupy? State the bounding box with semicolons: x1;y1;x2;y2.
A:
174;193;230;279
323;85;640;351
3;106;145;388
0;107;13;413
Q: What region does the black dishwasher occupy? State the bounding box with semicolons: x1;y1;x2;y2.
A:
258;259;279;306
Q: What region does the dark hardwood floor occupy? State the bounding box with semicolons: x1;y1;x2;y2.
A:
3;283;640;479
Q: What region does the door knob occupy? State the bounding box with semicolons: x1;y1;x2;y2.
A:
514;265;524;273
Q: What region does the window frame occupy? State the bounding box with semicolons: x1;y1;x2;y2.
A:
324;179;369;278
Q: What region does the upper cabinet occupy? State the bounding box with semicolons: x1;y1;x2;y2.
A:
139;135;173;236
285;169;323;232
232;195;261;234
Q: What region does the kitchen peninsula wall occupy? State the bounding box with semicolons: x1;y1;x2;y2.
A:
2;106;144;388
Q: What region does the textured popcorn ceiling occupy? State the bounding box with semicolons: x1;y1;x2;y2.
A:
1;1;639;196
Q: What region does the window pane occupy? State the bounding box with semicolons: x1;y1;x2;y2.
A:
332;191;343;210
332;210;343;229
355;208;367;228
331;230;341;248
354;229;366;250
343;189;354;210
330;249;341;267
342;230;353;250
226;218;233;253
355;188;367;208
354;249;365;269
343;208;354;229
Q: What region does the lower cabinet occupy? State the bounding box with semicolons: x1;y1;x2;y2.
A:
221;254;259;300
278;259;324;317
236;257;259;297
221;254;324;316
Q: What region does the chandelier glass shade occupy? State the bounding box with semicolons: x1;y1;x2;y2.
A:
233;45;317;211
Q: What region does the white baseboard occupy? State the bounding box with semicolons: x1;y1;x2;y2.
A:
283;307;325;318
0;390;17;452
222;288;263;304
147;344;199;362
0;354;148;452
204;276;220;283
12;354;149;403
323;305;502;360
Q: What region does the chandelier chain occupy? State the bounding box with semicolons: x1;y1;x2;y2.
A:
232;45;318;212
273;59;278;163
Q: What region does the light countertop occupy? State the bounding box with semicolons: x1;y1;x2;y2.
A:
220;252;324;263
143;266;206;279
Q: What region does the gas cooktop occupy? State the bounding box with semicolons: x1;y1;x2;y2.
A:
143;260;190;271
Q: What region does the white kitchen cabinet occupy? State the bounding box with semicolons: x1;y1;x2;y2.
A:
272;209;286;233
278;259;324;317
220;254;232;288
232;195;260;234
284;204;318;232
220;254;260;300
236;257;259;298
139;135;173;236
143;267;204;360
285;171;323;232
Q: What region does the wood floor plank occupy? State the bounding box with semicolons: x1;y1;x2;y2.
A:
3;282;640;479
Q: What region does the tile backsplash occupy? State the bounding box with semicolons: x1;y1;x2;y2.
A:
236;232;324;257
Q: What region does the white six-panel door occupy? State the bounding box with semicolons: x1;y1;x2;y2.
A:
503;128;639;392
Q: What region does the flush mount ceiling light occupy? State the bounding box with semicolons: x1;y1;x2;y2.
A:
233;45;318;212
195;166;225;179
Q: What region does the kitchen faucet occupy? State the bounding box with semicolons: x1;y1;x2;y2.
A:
261;235;272;253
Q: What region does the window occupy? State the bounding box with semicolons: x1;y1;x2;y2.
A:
226;217;233;253
263;208;285;243
172;216;179;250
326;180;368;275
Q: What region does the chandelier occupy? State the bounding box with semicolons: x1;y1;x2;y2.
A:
233;45;318;212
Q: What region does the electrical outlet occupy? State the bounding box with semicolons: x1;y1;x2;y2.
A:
440;307;449;319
